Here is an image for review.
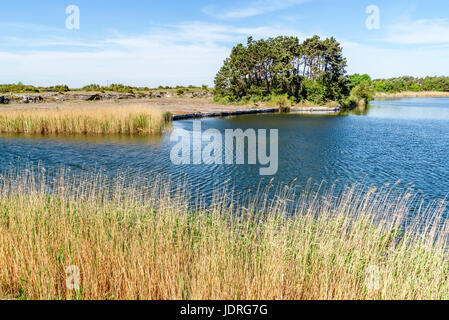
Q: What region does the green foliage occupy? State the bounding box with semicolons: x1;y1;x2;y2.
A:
50;85;70;93
340;96;359;109
374;81;388;93
177;89;185;96
82;84;101;92
372;76;449;93
0;83;70;94
213;95;232;105
267;94;291;111
214;35;347;103
103;84;134;94
347;74;371;91
302;78;327;105
351;81;375;103
0;83;39;93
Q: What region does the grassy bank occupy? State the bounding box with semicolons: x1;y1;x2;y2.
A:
0;105;171;135
375;91;449;98
0;170;448;300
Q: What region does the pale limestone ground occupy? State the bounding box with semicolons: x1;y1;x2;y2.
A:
0;97;254;115
0;96;339;116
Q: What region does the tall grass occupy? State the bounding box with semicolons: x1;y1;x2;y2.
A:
0;105;171;135
0;169;448;300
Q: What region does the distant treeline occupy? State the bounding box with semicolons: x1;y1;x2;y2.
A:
373;76;449;93
0;83;70;94
0;83;210;94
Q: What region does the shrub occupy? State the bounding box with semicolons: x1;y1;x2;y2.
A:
82;84;101;92
351;81;375;103
303;79;327;105
0;83;40;93
268;94;291;112
340;96;358;109
52;85;70;93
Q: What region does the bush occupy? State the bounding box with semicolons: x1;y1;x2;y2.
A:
340;96;358;109
51;85;70;93
213;95;233;105
103;84;135;94
347;74;371;91
268;94;291;112
82;84;101;92
0;83;39;93
351;81;375;103
303;79;327;105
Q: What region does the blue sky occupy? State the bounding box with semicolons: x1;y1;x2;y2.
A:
1;0;449;87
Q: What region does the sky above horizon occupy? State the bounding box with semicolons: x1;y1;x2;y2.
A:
1;0;449;87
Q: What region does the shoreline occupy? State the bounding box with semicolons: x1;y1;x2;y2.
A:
375;91;449;98
172;106;341;121
0;96;343;124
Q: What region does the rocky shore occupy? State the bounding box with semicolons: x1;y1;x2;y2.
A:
172;106;341;120
0;90;213;105
0;91;342;119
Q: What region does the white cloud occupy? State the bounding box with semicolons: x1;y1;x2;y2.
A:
0;21;310;87
384;18;449;44
203;0;309;19
0;44;229;88
3;35;102;49
343;40;449;78
2;18;449;88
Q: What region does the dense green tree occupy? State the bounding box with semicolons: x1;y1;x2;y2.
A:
351;81;375;103
372;76;449;93
347;74;371;90
214;36;347;104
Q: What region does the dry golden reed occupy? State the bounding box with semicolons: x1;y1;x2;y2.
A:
375;91;449;98
0;170;448;300
0;105;171;135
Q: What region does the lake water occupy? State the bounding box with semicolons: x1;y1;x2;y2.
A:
1;97;449;201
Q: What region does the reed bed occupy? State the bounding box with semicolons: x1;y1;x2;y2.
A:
0;169;448;300
0;105;171;135
375;91;449;98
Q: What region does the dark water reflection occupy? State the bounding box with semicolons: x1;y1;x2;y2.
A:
1;97;449;203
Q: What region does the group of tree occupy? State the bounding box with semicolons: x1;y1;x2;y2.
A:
214;35;349;105
373;76;449;93
0;82;40;94
1;83;210;95
214;36;449;107
0;83;69;94
345;74;449;101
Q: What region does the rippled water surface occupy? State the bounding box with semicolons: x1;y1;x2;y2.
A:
1;97;449;200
